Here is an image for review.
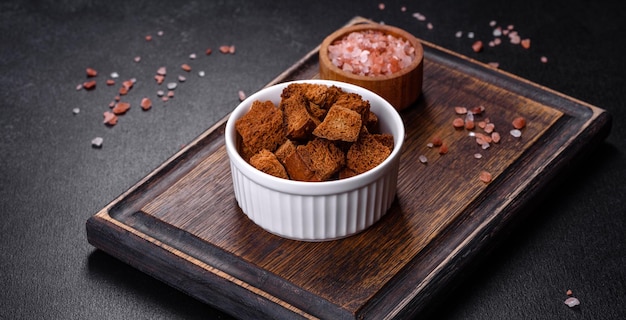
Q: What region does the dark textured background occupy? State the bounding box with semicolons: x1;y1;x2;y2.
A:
1;0;624;319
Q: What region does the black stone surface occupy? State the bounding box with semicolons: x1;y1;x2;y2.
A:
1;0;624;319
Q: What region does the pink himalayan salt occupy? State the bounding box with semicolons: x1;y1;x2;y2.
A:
328;30;416;77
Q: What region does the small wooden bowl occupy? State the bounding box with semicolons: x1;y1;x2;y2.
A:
319;23;424;111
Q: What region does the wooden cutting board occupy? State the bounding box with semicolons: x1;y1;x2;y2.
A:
86;17;611;320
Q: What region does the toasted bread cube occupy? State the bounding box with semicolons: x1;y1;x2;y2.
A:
274;139;297;164
249;149;289;179
332;92;370;121
235;100;286;160
297;138;345;181
312;105;362;142
372;133;395;150
283;149;320;182
346;134;392;174
280;94;317;140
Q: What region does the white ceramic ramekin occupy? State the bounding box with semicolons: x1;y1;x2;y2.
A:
224;80;405;241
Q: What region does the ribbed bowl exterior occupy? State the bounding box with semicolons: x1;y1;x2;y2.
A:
229;156;399;241
224;80;405;241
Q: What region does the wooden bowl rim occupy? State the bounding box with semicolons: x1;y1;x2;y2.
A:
319;23;424;82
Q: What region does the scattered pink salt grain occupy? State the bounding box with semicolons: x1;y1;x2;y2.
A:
181;63;191;72
484;123;495;134
431;136;443;147
427;22;433;30
145;35;152;41
472;40;483;52
378;3;385;10
412;12;426;21
479;171;492;183
491;132;501;143
91;137;103;148
134;56;141;63
219;45;235;54
564;297;580;308
103;111;118;126
83;80;96;90
509;31;521;44
157;66;167;76
521;38;531;49
453;117;465;129
238;90;246;101
205;48;213;55
327;30;416;77
419;155;428;164
455;106;467;114
140;97;152;110
112;102;130;115
86;68;98;77
471;105;485;115
541;56;548;63
512;116;526;129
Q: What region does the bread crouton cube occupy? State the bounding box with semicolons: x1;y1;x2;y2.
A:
338;167;359;180
297;138;345;181
235;100;286;161
308;101;327;121
280;93;317;140
332;92;370;122
346;134;392;174
249;149;289;179
281;83;342;109
283;149;320;182
365;110;380;133
312;105;362;142
274;139;297;164
372;133;395;150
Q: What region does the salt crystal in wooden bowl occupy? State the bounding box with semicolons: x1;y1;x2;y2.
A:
319;23;424;111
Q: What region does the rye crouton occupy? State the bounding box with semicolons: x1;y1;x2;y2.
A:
283;149;320;182
281;83;342;109
332;92;370;122
274;139;297;164
312;105;362;142
235;100;286;161
296;138;345;181
249;149;289;179
280;93;317;140
346;134;392;174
